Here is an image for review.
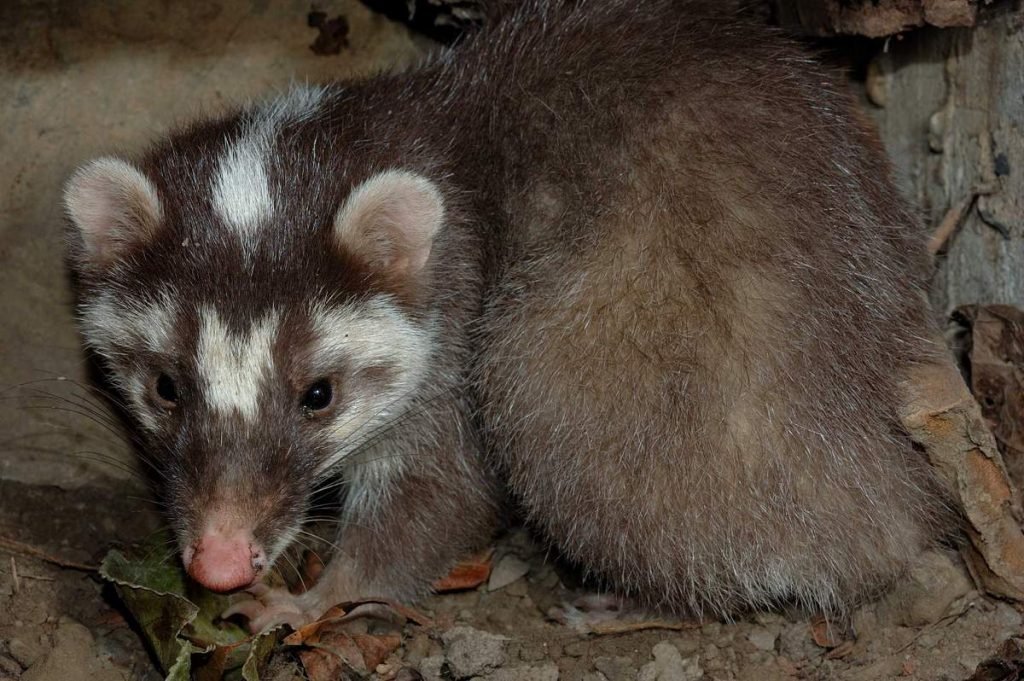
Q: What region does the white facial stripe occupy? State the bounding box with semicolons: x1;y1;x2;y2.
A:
80;291;177;357
210;85;326;250
259;85;327;125
196;307;280;422
79;292;178;432
310;296;435;474
211;140;273;239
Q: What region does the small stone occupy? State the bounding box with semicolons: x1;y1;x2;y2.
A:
637;642;702;681
748;627;778;652
993;601;1024;635
593;655;637;681
487;555;531;592
877;550;972;627
959;652;986;671
441;626;508;678
6;637;42;669
680;657;704;680
404;632;433;667
0;654;22;676
418;655;445;681
505;578;529;597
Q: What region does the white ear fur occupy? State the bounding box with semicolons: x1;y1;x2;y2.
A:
333;170;445;278
64;157;163;268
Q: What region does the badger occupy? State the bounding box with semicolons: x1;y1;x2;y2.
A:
64;0;948;631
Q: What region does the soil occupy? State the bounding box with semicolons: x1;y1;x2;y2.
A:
0;476;1020;681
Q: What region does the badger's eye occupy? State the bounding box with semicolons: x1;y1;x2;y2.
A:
301;379;333;414
153;373;178;408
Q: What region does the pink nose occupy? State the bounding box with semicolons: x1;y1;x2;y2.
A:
185;531;265;592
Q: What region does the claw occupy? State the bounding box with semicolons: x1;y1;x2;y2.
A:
217;582;319;634
221;598;267;622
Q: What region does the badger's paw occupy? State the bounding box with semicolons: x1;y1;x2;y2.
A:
222;583;324;634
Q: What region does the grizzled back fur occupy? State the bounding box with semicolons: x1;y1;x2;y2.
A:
448;0;949;615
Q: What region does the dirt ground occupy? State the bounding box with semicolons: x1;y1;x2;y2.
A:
1;2;1022;680
1;476;1021;681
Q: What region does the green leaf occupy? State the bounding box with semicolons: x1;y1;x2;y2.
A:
99;533;277;681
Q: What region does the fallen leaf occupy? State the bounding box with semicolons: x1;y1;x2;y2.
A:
284;603;404;681
433;548;495;592
354;633;401;669
825;639;855;659
99;533;277;681
809;615;849;649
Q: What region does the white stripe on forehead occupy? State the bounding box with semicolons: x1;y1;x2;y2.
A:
210;85;327;249
211;141;273;240
196;307;281;422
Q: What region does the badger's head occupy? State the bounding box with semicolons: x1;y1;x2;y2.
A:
63;92;447;592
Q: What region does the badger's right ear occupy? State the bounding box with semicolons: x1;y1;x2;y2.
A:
64;157;163;270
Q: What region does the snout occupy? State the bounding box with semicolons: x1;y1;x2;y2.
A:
183;521;267;592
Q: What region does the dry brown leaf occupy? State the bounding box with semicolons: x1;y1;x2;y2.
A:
824;639;855;660
288;617;396;679
297;633;366;680
432;548;495;592
284;599;426;680
353;633;401;670
809;615;848;649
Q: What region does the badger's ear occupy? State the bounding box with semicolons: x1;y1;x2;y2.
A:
332;169;445;278
64;157;163;270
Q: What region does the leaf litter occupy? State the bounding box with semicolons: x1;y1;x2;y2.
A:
98;534;430;681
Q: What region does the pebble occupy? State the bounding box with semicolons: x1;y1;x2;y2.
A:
487;555;531;592
876;550;972;627
441;626;508;678
0;654;22;676
418;655;445;681
747;627;778;652
6;637;42;669
637;642;703;681
593;655;637;681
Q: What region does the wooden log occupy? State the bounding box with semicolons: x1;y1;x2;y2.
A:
901;358;1024;599
772;0;978;37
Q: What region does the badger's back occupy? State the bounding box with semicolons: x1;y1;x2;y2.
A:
461;0;947;615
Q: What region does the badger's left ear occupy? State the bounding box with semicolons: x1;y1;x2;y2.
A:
332;169;445;279
63;157;164;271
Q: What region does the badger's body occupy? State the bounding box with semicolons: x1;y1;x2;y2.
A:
65;0;947;629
